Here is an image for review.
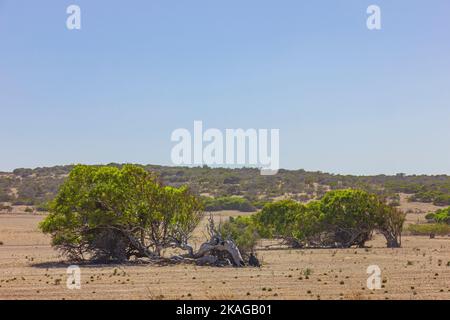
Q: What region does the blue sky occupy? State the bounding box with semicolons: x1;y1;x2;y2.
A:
1;0;449;174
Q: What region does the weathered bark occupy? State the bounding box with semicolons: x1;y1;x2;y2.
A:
93;216;246;267
194;237;244;267
177;243;194;257
380;230;401;248
170;215;246;267
380;230;402;248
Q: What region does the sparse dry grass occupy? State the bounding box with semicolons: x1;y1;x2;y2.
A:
0;203;450;300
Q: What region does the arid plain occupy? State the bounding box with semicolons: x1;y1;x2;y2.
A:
1;196;449;300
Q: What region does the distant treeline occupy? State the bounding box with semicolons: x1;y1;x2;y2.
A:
1;164;450;209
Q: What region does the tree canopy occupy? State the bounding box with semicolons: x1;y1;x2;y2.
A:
40;164;203;262
253;189;405;248
430;207;450;224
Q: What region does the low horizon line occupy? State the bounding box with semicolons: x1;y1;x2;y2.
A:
1;162;450;178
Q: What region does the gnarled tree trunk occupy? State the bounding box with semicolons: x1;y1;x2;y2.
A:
173;216;245;267
380;230;401;248
194;237;244;266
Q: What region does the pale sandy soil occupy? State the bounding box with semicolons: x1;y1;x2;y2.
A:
398;193;445;226
0;204;450;300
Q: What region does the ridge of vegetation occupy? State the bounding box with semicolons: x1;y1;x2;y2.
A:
2;164;450;210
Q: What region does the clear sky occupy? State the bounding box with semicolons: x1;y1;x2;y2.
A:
1;0;449;174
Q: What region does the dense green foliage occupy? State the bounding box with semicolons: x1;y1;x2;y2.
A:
426;207;450;224
317;190;381;247
254;189;405;248
218;189;406;250
39;165;203;262
219;216;260;257
202;196;256;212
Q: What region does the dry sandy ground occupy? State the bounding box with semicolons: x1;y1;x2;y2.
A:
1;206;450;300
399;193;444;226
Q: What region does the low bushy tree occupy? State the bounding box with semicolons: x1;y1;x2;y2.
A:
219;216;260;259
254;200;301;239
253;189;406;248
320;189;383;247
40;164;203;262
434;207;450;224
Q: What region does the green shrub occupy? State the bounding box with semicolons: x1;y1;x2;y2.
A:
35;202;50;212
407;223;450;236
434;207;450;224
251;200;269;209
424;207;450;224
254;200;304;241
319;189;381;247
425;213;436;222
219;216;260;256
202;196;256;212
40;164;203;262
254;189;405;248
